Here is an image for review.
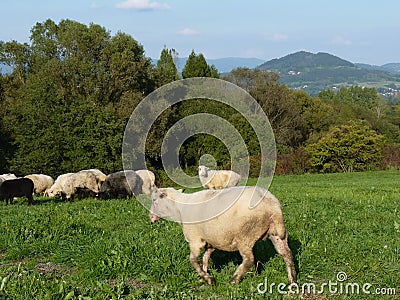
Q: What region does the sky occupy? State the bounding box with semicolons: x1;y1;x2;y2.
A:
0;0;399;65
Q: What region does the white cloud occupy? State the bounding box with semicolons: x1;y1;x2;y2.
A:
329;35;352;46
115;0;170;11
177;28;199;36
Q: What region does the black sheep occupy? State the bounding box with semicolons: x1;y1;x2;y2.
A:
0;178;34;205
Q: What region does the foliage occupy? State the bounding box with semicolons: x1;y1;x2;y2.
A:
307;121;385;172
155;47;179;87
182;50;219;79
1;19;400;176
225;68;304;147
0;171;399;298
0;19;154;177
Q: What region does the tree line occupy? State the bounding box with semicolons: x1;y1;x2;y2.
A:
1;19;399;184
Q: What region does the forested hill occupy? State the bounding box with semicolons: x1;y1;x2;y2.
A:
257;51;400;96
258;51;353;69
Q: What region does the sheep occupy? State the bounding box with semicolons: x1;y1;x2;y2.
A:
0;178;34;205
47;173;74;198
62;169;106;200
0;173;17;184
99;170;143;199
135;169;156;196
198;166;241;189
150;186;296;286
24;174;54;195
85;168;107;183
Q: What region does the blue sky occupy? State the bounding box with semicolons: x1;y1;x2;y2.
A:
1;0;399;65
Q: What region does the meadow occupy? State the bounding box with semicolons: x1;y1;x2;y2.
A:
0;171;399;299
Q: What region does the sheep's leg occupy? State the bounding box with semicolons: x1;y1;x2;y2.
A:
229;246;254;284
202;244;214;273
269;234;296;285
189;242;215;285
27;194;34;205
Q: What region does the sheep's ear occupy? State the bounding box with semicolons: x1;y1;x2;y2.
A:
177;188;185;193
159;192;166;199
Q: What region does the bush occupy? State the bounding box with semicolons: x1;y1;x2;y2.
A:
276;147;310;175
307;120;385;173
381;144;400;169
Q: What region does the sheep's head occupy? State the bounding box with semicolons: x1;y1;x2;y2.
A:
150;188;182;223
149;189;164;223
198;165;209;177
46;187;58;197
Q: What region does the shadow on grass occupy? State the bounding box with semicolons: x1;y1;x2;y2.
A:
210;236;301;276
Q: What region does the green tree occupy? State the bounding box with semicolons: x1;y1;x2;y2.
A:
155;47;179;87
182;50;219;78
0;19;153;176
226;68;304;147
307;120;385;173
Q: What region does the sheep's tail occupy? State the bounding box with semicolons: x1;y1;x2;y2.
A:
269;213;287;240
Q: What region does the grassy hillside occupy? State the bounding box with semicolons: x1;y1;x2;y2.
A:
0;171;399;299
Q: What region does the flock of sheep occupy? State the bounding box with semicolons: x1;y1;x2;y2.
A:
0;168;156;204
0;165;297;286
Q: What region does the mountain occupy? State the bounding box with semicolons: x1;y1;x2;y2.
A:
257;51;400;96
152;57;265;73
259;51;353;70
355;63;400;75
381;63;400;75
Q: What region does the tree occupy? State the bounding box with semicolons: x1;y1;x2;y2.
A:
0;19;153;176
182;50;219;79
307;120;385;173
155;47;179;87
225;68;304;147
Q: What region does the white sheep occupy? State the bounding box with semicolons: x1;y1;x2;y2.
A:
150;186;296;285
47;173;74;198
135;169;156;196
198;166;241;189
0;173;17;184
62;169;106;200
24;174;54;195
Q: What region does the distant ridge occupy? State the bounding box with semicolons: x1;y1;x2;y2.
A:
355;62;400;75
256;51;400;96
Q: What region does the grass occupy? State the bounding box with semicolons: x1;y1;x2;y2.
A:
0;170;399;299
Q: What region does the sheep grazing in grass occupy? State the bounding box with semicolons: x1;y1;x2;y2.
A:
47;169;106;200
0;178;34;205
47;173;74;198
62;169;106;200
149;186;296;286
135;170;156;196
24;174;54;195
198;166;241;190
99;170;143;199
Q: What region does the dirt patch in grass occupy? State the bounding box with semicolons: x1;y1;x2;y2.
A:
36;262;74;278
0;260;26;268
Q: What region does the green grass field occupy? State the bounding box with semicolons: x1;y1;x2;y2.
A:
0;171;399;299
